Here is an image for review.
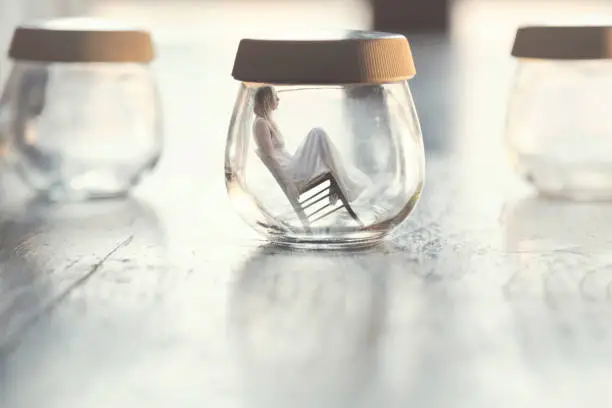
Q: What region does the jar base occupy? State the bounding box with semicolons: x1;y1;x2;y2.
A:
517;157;612;202
16;165;153;202
41;185;130;202
535;187;612;202
263;229;390;250
34;179;132;202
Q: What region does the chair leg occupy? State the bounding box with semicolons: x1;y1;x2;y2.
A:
345;203;361;224
290;200;311;231
299;210;312;232
344;201;363;226
292;173;364;229
330;178;363;225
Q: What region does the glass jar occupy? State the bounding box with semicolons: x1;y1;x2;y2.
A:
0;18;163;201
225;31;425;248
506;25;612;201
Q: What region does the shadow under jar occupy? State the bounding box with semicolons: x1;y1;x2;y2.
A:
225;31;425;248
506;26;612;201
0;18;163;201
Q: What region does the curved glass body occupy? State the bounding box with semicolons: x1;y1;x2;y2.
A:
506;59;612;200
0;61;163;200
225;82;424;248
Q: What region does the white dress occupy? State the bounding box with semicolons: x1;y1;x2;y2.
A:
254;117;371;202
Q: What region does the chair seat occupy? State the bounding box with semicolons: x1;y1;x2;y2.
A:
256;152;362;230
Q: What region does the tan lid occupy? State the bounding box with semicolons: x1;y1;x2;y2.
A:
232;30;416;85
512;26;612;60
9;17;154;63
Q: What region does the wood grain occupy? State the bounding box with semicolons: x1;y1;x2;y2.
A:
2;1;612;407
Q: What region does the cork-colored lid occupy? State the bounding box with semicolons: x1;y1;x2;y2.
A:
231;30;416;85
512;26;612;60
9;17;154;63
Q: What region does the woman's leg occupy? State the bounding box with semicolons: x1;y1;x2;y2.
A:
291;128;331;180
294;127;370;202
299;128;343;204
303;127;343;166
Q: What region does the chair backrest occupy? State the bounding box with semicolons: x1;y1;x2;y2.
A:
255;149;292;192
255;151;360;229
255;150;310;227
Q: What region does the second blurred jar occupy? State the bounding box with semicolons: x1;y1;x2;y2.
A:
0;18;163;200
507;26;612;200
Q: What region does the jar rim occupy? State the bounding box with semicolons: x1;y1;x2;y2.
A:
8;17;155;64
239;81;411;88
232;31;416;85
512;25;612;60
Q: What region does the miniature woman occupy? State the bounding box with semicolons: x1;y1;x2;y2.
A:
252;85;371;202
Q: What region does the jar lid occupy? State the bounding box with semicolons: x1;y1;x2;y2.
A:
231;30;416;85
8;17;155;63
512;26;612;60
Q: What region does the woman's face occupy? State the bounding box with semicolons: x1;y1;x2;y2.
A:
270;89;279;110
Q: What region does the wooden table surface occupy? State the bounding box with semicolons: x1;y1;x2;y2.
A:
3;1;612;407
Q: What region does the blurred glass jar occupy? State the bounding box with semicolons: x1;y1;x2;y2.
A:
506;26;612;201
225;31;424;248
0;18;163;200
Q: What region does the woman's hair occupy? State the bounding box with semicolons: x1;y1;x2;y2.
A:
253;85;275;118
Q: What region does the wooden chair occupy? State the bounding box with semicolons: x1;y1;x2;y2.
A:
256;151;362;231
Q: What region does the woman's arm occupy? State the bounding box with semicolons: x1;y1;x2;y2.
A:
254;120;299;200
253;120;277;158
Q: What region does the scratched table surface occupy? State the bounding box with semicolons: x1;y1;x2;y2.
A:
3;0;612;407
